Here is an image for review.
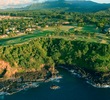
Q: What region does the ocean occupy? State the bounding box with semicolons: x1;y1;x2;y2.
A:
1;67;110;100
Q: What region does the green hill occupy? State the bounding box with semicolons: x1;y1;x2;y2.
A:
19;0;110;12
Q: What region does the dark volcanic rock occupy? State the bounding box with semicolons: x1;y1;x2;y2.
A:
58;65;110;88
0;66;56;94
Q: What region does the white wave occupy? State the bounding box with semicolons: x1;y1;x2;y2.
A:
60;66;110;88
69;70;74;73
0;82;40;96
0;92;6;96
86;81;110;88
59;66;68;70
30;82;39;88
46;75;63;83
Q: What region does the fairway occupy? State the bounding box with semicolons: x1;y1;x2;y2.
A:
46;25;101;33
82;25;100;33
0;30;52;46
43;25;74;31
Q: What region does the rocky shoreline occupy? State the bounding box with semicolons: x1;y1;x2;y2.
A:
0;66;58;95
1;64;110;96
58;65;110;88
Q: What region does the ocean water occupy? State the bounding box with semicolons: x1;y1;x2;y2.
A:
1;68;110;100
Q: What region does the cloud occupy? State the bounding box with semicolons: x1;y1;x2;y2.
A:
0;0;49;8
0;0;33;8
32;0;46;2
92;0;110;3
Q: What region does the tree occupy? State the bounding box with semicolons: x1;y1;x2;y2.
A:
2;24;6;35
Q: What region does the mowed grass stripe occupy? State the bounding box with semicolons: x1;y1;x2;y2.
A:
0;31;51;46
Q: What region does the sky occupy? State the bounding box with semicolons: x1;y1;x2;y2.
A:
0;0;110;9
92;0;110;3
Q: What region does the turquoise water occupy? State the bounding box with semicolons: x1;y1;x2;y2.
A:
1;68;110;100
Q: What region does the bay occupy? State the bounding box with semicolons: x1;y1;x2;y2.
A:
1;67;110;100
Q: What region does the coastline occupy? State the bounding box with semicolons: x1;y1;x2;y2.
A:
58;65;110;88
1;64;110;96
0;66;59;95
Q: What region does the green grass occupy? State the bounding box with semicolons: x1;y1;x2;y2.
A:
82;25;100;33
43;25;74;31
0;30;52;46
0;26;109;47
43;25;100;33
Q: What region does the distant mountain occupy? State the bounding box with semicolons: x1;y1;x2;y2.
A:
96;8;110;14
5;0;110;12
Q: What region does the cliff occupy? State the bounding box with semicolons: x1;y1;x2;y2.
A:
0;37;109;77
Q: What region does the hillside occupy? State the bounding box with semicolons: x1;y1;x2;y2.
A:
18;0;110;12
0;36;110;73
96;8;110;14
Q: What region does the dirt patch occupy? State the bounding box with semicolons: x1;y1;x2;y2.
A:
0;60;18;78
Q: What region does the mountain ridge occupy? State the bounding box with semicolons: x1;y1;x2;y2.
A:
2;0;110;12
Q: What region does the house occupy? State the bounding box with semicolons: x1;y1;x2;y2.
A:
62;21;70;25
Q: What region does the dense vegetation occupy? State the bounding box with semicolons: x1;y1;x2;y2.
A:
0;38;110;73
0;1;110;76
0;8;110;36
0;0;110;38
